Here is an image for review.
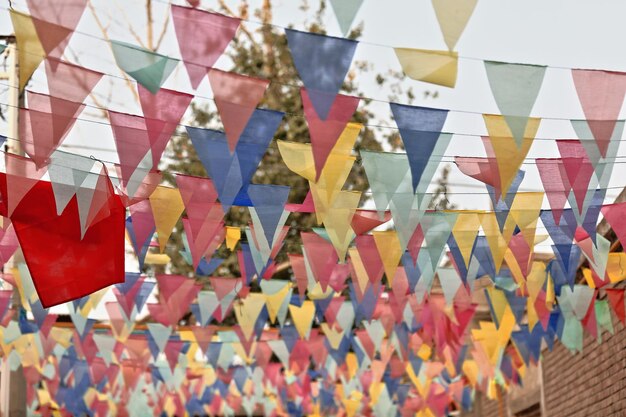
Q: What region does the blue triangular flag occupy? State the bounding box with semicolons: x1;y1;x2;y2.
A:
285;29;358;120
390;103;449;192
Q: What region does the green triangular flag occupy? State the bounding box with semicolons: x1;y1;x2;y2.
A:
110;40;179;93
484;61;547;146
329;0;364;36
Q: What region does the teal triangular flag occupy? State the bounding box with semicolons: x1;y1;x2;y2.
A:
329;0;364;36
110;40;179;93
147;323;172;356
484;61;547;146
360;151;410;217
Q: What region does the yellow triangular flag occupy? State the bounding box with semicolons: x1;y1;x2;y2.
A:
395;48;458;88
264;283;291;324
10;10;46;91
323;191;360;262
373;230;403;285
431;0;478;51
288;301;316;339
452;211;481;267
277;141;317;182
149;186;185;252
484;115;540;196
234;294;266;340
225;226;241;251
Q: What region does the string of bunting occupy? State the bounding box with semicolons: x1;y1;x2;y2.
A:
1;1;626;417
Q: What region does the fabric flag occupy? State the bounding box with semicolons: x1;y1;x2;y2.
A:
47;151;96;215
149;187;185;253
128;199;155;261
177;174;224;269
26;0;87;60
302;88;360;179
394;48;458;88
110;40;179;93
208;69;269;152
171;5;241;89
351;209;392;235
483;114;540;197
4;154;48;217
571;69;626;157
108;110;154;197
187;109;284;209
431;0;478;51
3;169;124;307
277;140;317;183
536;158;572;224
556;140;597;219
323;191;361;262
484;61;546;146
601;202;626;250
329;0;364;36
248;184;290;251
21;93;79;167
372;231;403;284
21;59;102;166
390;103;451;192
138;85;193;167
360;151;410;216
9;10;46;91
285;29;358;120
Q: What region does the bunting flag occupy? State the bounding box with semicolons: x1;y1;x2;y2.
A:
329;0;364;36
431;0;478;51
484;62;547;146
394;48;458;88
149;186;185;253
302;89;360;179
9;10;46;91
248;184;290;253
208;69;269;152
285;29;358;120
2;168;124;307
171;5;241;89
571;69;626;158
138;85;194;167
483;114;540;197
187;109;284;210
110;40;179;93
390;103;451;193
176;174;224;269
26;0;87;60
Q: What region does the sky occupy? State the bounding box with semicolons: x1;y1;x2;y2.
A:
1;0;626;315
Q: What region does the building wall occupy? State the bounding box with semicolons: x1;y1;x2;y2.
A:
462;320;626;417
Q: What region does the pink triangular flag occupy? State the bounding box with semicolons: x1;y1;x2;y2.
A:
302;88;360;180
556;140;595;215
171;5;241;88
5;154;47;217
302;232;338;291
536;158;571;224
27;0;88;60
108;110;151;189
208;69;269;152
351;209;392;235
138;85;194;168
572;69;626;157
128;199;156;252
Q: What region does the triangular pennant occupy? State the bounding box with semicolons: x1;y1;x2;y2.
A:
323;191;361;262
110;40;179;93
149;186;185;252
138;85;194;167
208;69;269;152
351;209;392;235
329;0;364;36
47;151;96;216
187;109;283;209
285;29;358;120
484;62;546;146
390;103;450;192
431;0;478;51
9;10;46;91
171;5;241;89
302;88;360;179
394;48;458;88
571;69;626;157
27;0;87;59
247;184;291;250
372;231;403;284
128;199;156;255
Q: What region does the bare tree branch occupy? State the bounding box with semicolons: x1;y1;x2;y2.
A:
154;12;170;51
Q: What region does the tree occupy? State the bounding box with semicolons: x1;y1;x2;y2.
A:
163;0;414;280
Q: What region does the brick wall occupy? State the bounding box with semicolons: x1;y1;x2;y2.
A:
462;320;626;416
